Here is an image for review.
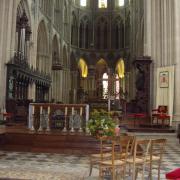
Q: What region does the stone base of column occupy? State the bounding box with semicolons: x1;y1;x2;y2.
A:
172;114;180;130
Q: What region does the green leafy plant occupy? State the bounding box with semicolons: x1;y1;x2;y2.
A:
87;109;116;137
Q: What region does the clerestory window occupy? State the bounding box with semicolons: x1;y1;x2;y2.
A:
118;0;124;6
80;0;86;7
98;0;107;8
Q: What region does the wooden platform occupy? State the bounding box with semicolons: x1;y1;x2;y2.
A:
0;125;99;154
126;124;175;133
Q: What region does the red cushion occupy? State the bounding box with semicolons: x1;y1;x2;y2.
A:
135;113;146;118
166;168;180;179
158;114;170;119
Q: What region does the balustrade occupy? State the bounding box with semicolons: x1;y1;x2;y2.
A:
28;103;89;133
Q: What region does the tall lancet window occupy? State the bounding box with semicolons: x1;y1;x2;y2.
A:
102;73;108;99
98;0;107;8
118;0;124;6
80;0;86;6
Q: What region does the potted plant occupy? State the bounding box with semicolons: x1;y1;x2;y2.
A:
87;109;116;137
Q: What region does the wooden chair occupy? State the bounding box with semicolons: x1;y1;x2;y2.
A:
89;136;112;176
126;139;151;180
99;136;133;180
148;138;167;180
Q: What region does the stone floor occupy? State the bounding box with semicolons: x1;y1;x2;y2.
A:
0;133;179;180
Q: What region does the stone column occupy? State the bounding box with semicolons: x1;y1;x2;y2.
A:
0;0;16;108
173;0;180;126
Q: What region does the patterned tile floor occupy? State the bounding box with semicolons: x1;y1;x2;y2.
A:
0;133;179;180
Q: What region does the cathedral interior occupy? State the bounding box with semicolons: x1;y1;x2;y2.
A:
0;0;180;179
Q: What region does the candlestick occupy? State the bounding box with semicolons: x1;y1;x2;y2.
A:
72;107;74;115
40;106;43;114
32;106;35;114
80;107;83;116
65;107;68;115
48;106;50;114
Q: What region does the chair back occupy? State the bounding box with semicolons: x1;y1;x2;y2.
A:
150;138;167;161
158;106;168;114
133;139;151;164
119;135;135;158
99;136;113;161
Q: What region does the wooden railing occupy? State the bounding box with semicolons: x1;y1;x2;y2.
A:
28;103;89;132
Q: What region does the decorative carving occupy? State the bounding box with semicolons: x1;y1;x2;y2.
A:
133;56;152;114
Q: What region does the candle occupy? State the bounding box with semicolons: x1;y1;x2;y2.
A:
80;107;83;116
48;106;50;114
32;106;35;114
115;126;120;136
72;107;74;115
65;107;68;115
40;106;43;114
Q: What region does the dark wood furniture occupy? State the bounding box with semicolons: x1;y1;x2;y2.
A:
132;57;152;115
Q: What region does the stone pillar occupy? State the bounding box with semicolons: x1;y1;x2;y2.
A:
173;0;180;126
28;82;36;101
0;0;16;109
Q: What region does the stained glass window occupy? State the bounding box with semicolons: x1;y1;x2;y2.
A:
98;0;107;8
80;0;86;6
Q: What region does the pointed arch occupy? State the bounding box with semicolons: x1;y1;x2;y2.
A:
96;58;108;77
36;20;49;73
112;16;124;49
71;12;78;46
78;58;88;78
116;58;125;78
95;17;109;49
79;16;90;49
52;35;60;64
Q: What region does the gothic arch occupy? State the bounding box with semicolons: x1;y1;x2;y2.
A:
95;58;108;77
71;12;78;46
79;16;90;49
17;0;31;25
52;35;60;64
95;16;109;49
78;58;88;78
36;20;49;73
112;16;124;49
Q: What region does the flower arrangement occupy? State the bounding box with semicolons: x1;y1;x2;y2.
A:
87;109;116;137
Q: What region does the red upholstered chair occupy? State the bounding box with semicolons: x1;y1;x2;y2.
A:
166;168;180;179
151;106;170;127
